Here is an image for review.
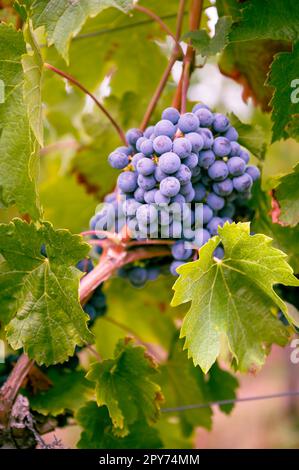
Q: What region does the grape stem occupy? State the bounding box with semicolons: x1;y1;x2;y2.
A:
44;63;127;145
140;0;187;130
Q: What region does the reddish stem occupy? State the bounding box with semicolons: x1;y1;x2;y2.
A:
44;63;127;145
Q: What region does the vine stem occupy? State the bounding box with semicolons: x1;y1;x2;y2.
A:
44;62;127;145
180;0;204;113
140;0;187;130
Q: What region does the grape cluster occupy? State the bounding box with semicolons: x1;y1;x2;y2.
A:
77;259;107;325
91;103;260;287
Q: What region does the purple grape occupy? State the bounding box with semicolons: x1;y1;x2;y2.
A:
154;190;170;204
184;153;198;170
212;113;230;133
137;157;156;176
144;188;158;204
246;165;260;182
197;128;214;149
193;182;206;201
222;216;233;224
219;203;235;218
213;137;232;157
136;136;147;152
134;187;145;203
229;141;241;156
213;178;234;196
115;146;132;156
206;192;225;210
159;152;181;174
153;135;173;154
108;151;129;169
128;267;148;287
184;188;195;203
202;204;213;224
171;240;193;261
174;164;192;184
214;246;224;259
170;260;184;276
137;174;157;190
185;132;204;153
154;119;176;138
179;181;193;195
224;126;239;141
208;161;229;181
162;107;180;124
194;228;211;247
198;150;215;169
171;193;186;206
227;156;246;176
194;108;214;127
131;152;145;170
126;128;143;146
233;173;253;192
154;166;168;182
160;177;180;197
172;137;192;158
192;103;210;113
144;125;155;139
140;139;154;156
104;192;116;203
207;217;225;235
136;204;158;224
117;171;138;193
178;113;199;133
147;266;160;281
239;149;250;163
122;198;141;217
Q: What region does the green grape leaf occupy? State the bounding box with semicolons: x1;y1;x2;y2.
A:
86;338;163;437
0;218;93;365
186;16;232;57
30;0;134;61
273;163;299;227
171;222;298;373
267;42;299;142
228;113;267;160
154;415;193;449
230;0;299;43
219;39;290;112
22;22;44;146
0;23;40;219
76;402;162;449
206;362;238;414
286;114;299;142
28;368;93;416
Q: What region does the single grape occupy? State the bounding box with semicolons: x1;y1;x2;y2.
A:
137;157;156;176
108;151;129;169
136;136;147;152
154;166;168;182
185;132;204;153
239;149;250;164
137;174;157;190
104;192;116;203
212;113;230;133
154;119;176;138
213;137;232;157
140;139;154;156
207;216;225;236
202;204;213;224
174;164;192;184
198;149;215;169
214;246;224;259
134;187;145;203
184;188;195;203
147;266;160;281
224;126;238;141
191;166;201;178
153;135;173;154
136;204;158;225
179;181;193;195
194;108;214;127
144;125;155;139
229;141;241;156
184;153;198;170
170;260;184;276
131;152;145;170
126;128;143;146
208;161;229;181
192;103;210;113
172;137;192;158
206;192;225;210
193;228;211;247
115;146;132;156
227;156;246;176
246;165;260;182
233;173;253;192
197;128;214;149
117;171;138;193
171;193;186;206
162;107;180;124
213;178;234;196
128;267;148;287
178;113;199;133
154;190;170;204
159;152;181;174
171;240;193;261
144;188;158;204
77;258;93;273
160;177;180;197
193;182;206;201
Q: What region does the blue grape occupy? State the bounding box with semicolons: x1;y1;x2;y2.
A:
233;173;253;192
202;204;213;224
136;136;147;152
172;137;192;158
208;161;229;181
212;113;230;133
213;178;234;196
162;107;180;124
193;182;206;201
227;156;246;176
159;152;181;174
170;260;184;276
219;203;235;218
137;157;156;176
144;125;155;138
197;128;214;149
179;181;193;195
184;153;198;170
171;240;193;261
154;119;176;138
213;137;231;157
128;267;148;287
115;146;132;156
178;113;199;133
77;258;93;273
140;139;154;156
192;103;210;113
117;171;138;193
144;188;158;204
134;187;145;203
154;190;170;204
184;188;195;203
224;126;238;141
194;108;214;127
207;192;225;210
207;217;225;235
153;135;173;154
239;149;250;163
126;128;143;146
154;166;168;182
131;152;145;170
136;204;158;225
108;151;129;169
198;150;215;169
171;193;186;206
185;132;204;153
160;177;180;197
137;174;156;190
194;228;211;247
214;246;224;259
246;165;260;182
104;192;116;203
175;164;192;184
229;141;241;156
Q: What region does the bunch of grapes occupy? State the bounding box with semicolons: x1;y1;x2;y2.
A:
77;259;107;325
90;103;260;287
